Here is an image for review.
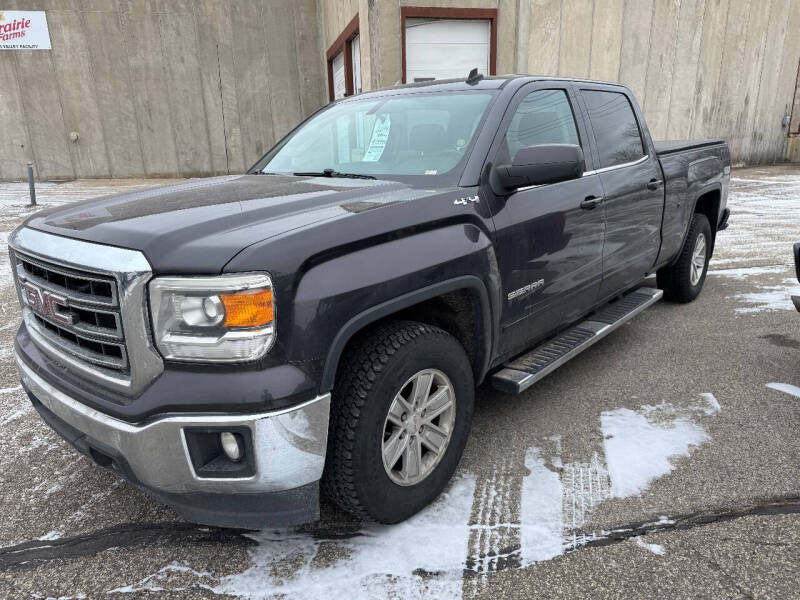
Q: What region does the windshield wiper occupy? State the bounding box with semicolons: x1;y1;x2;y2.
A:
293;168;376;180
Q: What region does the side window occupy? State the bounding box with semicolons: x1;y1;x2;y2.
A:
502;89;580;163
581;90;645;168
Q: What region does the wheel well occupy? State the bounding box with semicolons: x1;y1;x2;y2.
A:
337;288;485;385
694;189;720;232
693;189;721;253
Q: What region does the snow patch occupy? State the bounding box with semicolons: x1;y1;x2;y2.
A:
700;393;721;414
561;453;610;550
520;448;564;564
634;536;665;555
216;476;476;600
766;382;800;399
730;278;800;313
108;562;216;594
707;265;787;279
602;407;709;498
517;395;715;566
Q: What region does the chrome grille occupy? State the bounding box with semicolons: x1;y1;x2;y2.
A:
10;227;164;396
15;252;129;372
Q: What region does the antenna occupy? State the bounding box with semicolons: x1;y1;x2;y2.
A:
466;68;484;85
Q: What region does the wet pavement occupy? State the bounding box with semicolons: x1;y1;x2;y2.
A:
1;166;799;599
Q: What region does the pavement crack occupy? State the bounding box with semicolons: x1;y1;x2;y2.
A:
577;496;800;551
0;522;250;571
3;498;800;574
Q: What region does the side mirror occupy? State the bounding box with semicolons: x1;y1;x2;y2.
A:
493;144;585;192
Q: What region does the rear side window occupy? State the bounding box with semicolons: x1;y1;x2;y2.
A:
581;90;645;168
503;89;580;162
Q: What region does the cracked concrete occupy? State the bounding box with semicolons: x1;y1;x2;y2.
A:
1;166;800;598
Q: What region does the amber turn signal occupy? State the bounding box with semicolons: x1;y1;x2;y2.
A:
220;289;274;327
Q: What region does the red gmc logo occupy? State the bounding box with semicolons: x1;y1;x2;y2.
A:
21;282;74;326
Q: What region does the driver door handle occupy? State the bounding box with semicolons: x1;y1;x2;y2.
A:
647;178;663;191
580;195;603;210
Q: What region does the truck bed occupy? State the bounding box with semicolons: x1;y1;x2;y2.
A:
654;139;726;155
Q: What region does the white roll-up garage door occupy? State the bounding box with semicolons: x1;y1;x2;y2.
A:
331;51;346;100
405;18;491;83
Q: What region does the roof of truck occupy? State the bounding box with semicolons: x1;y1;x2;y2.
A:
343;74;630;101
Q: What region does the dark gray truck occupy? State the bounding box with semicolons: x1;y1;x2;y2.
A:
10;74;730;528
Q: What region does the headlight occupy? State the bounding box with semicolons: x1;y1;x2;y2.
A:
149;273;275;362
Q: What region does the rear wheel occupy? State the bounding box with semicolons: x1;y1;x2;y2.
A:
657;212;712;302
322;320;474;523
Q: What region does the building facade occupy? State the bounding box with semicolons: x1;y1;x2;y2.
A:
2;0;799;181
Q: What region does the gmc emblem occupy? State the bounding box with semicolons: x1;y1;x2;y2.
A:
21;282;75;326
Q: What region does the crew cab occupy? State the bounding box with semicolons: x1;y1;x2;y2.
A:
10;74;730;528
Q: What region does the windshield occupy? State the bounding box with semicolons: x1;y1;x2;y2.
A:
251;91;495;182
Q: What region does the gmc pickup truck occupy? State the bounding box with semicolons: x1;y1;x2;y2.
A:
10;74;730;528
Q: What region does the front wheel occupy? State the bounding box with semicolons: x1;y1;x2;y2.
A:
657;212;712;302
322;321;474;523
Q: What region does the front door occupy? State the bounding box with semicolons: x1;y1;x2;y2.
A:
487;85;606;358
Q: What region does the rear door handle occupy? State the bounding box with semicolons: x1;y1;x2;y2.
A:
647;178;663;191
580;195;603;210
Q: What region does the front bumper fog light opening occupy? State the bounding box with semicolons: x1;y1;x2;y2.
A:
184;427;255;478
220;431;244;462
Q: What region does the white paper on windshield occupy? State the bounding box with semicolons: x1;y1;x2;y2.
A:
362;114;391;162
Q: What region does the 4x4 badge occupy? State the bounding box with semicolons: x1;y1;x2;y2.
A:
454;195;479;206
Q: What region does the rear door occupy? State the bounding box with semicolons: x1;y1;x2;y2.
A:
577;86;664;298
486;83;606;358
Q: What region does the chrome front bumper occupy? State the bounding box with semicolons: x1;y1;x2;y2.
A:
15;350;330;496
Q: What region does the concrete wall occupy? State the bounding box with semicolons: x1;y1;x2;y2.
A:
513;0;800;166
328;0;800;165
4;0;799;180
0;0;325;181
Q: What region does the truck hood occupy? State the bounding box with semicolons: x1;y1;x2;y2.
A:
24;175;437;273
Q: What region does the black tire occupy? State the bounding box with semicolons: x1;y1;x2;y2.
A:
657;212;712;302
322;320;474;523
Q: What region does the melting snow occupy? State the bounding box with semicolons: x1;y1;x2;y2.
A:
211;395;718;597
216;476;476;600
516;394;715;566
716;175;800;269
601;406;709;498
730;278;800;313
519;448;564;564
634;536;665;555
700;393;721;414
707;265;788;279
766;382;800;399
108;562;216;594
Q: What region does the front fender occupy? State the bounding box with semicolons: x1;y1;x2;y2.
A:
290;223;499;393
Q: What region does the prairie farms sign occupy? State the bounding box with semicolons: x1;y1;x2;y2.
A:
0;11;51;50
